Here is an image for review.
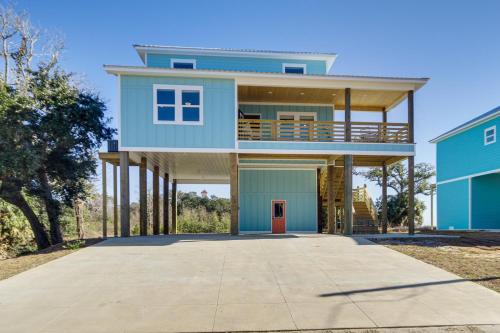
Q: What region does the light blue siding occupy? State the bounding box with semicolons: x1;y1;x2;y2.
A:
437;180;469;230
239;104;334;121
120;75;235;149
239;169;317;232
471;173;500;229
436;116;499;182
238;141;415;153
147;53;327;74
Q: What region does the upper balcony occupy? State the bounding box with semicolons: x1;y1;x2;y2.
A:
238;119;409;144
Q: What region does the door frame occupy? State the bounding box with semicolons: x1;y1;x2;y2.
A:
271;199;287;233
276;111;317;121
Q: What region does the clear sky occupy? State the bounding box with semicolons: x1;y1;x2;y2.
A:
18;0;500;225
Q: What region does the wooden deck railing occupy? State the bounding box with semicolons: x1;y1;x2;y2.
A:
353;186;379;224
238;119;409;143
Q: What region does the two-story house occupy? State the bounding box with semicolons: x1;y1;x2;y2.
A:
431;107;499;230
99;45;428;237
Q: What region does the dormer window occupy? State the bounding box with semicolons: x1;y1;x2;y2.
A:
484;126;496;145
282;63;307;74
153;84;203;125
171;59;196;69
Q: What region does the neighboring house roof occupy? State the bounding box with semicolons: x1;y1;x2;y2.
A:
133;44;338;72
430;106;500;143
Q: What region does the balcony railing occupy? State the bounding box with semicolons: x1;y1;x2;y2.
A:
238;119;409;143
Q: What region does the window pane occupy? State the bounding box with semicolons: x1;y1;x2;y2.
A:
182;107;200;122
486;136;494;143
284;66;304;74
486;129;494;136
274;203;284;218
157;90;175;105
173;62;194;69
158;106;175;121
182;91;200;106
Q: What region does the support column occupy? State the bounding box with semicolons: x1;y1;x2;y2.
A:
317;168;323;233
120;151;130;237
382;162;388;234
171;179;177;234
344;87;353;235
139;157;147;236
102;161;107;239
230;153;239;235
163;173;169;234
327;165;336;234
153;165;160;235
113;165;118;237
408;90;415;235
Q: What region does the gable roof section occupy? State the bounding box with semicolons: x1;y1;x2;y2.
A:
430;106;500;143
134;44;338;72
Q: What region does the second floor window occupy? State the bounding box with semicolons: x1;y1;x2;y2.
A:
171;59;196;69
484;125;496;145
154;84;203;125
282;63;307;74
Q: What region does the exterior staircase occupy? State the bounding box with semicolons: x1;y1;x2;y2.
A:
319;169;379;234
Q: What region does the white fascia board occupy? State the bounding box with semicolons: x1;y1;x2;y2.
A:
103;65;428;92
430;111;500;143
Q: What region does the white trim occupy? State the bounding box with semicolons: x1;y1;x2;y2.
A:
170;58;197;69
118;145;415;156
277;111;318;121
468;178;472;230
430;111;500;143
144;53;148;66
484;125;496;146
282;63;307;74
153;84;204;125
436;168;500;185
239;101;335;107
104;66;428;95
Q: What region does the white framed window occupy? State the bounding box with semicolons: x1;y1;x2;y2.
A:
282;63;307;74
484;125;496;145
153;84;203;125
170;59;196;69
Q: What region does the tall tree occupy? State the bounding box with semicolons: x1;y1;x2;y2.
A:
356;162;435;226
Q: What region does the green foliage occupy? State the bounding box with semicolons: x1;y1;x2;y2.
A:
178;208;229;233
63;239;85;250
357;162;435;227
0;199;36;257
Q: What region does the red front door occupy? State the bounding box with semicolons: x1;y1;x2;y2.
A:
272;200;286;233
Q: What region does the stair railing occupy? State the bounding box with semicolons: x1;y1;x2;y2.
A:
353;185;379;225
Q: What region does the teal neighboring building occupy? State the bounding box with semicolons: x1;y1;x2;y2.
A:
431;107;500;230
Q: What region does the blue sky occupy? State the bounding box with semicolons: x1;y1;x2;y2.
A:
19;0;500;225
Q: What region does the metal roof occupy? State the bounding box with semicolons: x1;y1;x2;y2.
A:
430;106;500;143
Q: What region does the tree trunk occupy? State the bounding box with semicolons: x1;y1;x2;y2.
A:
74;199;84;239
0;181;50;249
39;170;63;244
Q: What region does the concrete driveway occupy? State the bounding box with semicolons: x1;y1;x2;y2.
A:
0;234;499;333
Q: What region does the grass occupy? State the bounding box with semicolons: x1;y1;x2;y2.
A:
0;238;102;281
372;231;500;292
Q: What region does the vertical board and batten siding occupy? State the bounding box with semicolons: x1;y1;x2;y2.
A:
239;169;317;233
437;179;469;230
146;53;327;75
471;173;500;229
120;75;235;149
436;116;499;182
239;104;334;121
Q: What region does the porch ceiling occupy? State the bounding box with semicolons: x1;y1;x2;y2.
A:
238;86;405;112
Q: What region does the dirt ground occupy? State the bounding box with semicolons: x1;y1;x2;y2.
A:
0;238;102;281
372;231;500;293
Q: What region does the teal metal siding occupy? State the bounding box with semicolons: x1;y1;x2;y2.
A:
238;141;415;153
239;104;334;121
239;169;317;232
471;173;500;229
437;179;469;230
120;75;235;149
147;53;327;74
436;116;499;182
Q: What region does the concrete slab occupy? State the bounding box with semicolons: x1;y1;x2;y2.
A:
0;234;499;333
